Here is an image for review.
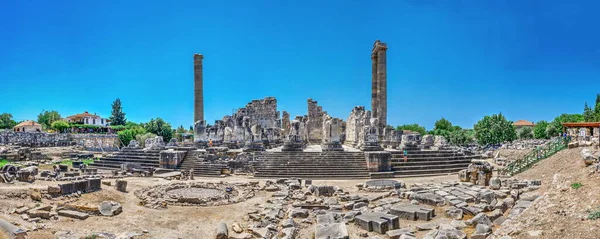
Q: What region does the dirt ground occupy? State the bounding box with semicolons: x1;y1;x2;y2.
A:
496;149;532;162
492;147;600;239
0;173;461;239
1;147;598;239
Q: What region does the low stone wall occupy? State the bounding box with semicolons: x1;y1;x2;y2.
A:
0;131;71;147
0;131;118;151
70;134;118;151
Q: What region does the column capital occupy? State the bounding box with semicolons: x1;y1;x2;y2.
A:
193;54;204;60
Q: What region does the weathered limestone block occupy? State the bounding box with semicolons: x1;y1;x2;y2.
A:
282;120;304;152
98;201;122;216
194;120;207;143
361;118;383;151
400;134;420;149
581;148;597;165
127;140;140;148
365;152;392;172
307;98;326;144
355;212;399;234
421;135;434;148
433;136;448;147
216;222;228;239
390;204;435;221
159;149;186;169
144;136;165;150
115;179;127;192
345;106;370;148
322;114;344;151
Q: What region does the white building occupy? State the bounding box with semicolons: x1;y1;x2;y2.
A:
13;120;42;132
65;111;110;126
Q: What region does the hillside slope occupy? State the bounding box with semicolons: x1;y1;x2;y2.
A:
493;147;600;239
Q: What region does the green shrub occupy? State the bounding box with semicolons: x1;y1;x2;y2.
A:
589;208;600;220
517;126;534;139
118;126;146;146
136;132;158;147
571;182;583;189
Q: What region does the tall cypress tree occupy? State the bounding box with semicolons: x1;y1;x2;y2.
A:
109;98;127;126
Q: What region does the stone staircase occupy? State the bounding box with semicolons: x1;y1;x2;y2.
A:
390;149;480;177
89;148;161;170
253;151;370;178
177;150;227;177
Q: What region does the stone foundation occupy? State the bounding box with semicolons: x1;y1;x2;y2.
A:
365;151;391;172
159;149;186;169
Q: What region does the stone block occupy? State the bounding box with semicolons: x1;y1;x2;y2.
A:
365;152;392;172
386;228;415;239
59;182;74;195
159;150;186;169
390;204;434;221
74;180;89;193
88;178;101;191
355;212;399;234
315;223;349;239
57;210;89;220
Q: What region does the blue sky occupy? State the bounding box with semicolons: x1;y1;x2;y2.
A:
1;0;599;130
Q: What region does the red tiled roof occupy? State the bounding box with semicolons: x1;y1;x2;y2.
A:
513;120;535;127
13;120;41;128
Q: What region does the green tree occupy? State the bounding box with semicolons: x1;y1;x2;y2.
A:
595;102;600;122
533;120;549;139
37;110;61;130
430;117;456;139
550;113;584;134
396;124;427;135
144;118;173;142
545;124;559;138
50;120;70;133
109;98;127;126
449;129;474;146
118;126;147;146
175;125;186;141
0;113;17;129
517;126;534;139
434;118;453;131
474;113;517;145
189;126;193;132
583;102;595;122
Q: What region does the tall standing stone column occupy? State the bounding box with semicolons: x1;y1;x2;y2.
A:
376;43;387;128
371;40;388;129
371;53;378;120
194;54;204;123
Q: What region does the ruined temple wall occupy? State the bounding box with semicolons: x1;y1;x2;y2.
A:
307;99;326;144
239;97;279;129
0;131;118;151
344;106;371;147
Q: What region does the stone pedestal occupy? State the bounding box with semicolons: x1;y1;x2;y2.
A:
282;139;304;152
159;150;186;169
361;141;384;151
365;151;391;172
243;141;265;152
321;142;343;151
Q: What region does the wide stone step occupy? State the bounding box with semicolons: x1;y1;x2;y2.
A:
392;163;469;171
389;156;479;162
392;167;466;175
100;157;159;163
391;159;473;166
254;173;369;178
